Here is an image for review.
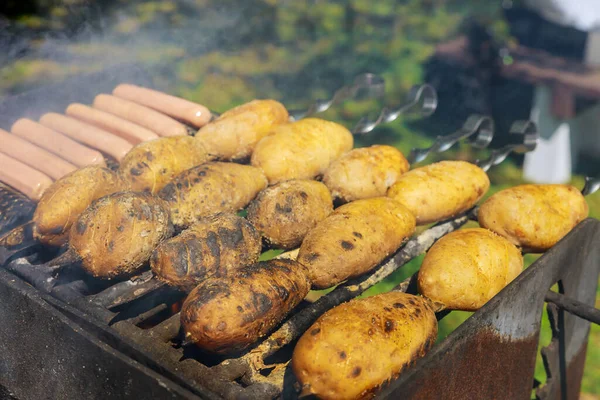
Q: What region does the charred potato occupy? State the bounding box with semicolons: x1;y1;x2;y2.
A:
322;145;409;203
247;179;333;249
33;166;125;246
180;259;311;354
150;214;262;291
195;99;289;160
251;118;353;185
478;184;588;252
70;191;173;279
387;160;489;225
158;162;267;229
418;228;523;311
292;292;437;400
297;197;416;289
119;136;211;194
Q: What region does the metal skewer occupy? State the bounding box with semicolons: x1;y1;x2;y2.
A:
287;73;386;121
352;83;438;135
476;120;539;171
407;114;494;164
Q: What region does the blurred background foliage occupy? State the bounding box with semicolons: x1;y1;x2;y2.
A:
0;0;598;396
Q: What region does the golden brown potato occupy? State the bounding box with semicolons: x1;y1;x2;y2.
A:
251;118;353;185
322;145;409;203
33;166;125;247
387;160;489;225
158;162;267;229
118;136;211;194
297;197;415;289
180;259;311;354
150;214;262;291
195;99;289;160
478;184;588;252
292;292;437;400
418;228;523;311
69;191;173;279
246;179;333;249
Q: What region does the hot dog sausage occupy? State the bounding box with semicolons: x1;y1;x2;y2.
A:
66;103;159;144
39;113;133;161
93;94;188;137
0;153;53;200
11;118;106;168
0;128;77;180
113;84;212;127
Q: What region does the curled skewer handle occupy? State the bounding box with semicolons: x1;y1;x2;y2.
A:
582;177;600;196
407;114;494;164
288;73;385;121
352;83;438;135
476;120;539;171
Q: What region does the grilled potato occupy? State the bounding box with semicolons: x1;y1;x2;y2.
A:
195;99;289;160
297;197;416;289
119;136;211;194
70;191;173;279
478;184;588;252
251;118;353;185
418;228;523;311
387;160;489;225
180;259;311;354
33;166;125;247
292;292;437;400
322;145;409;203
150;214;262;291
247;179;333;249
158;162;267;229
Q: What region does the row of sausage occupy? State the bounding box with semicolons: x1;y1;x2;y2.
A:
0;84;212;200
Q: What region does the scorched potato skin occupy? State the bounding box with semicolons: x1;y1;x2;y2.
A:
418;228;523;311
292;292;437;400
251;118;354;184
322;145;409;203
297;197;416;289
118;136;211;194
69;191;173;279
478;184;588;252
180;259;311;354
150;213;262;291
158;162;267;229
195;99;289;161
246;179;333;249
33;166;125;247
387;160;489;225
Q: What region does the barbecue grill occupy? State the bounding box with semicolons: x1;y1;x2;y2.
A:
0;70;599;400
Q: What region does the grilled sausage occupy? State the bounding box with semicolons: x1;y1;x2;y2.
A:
66;103;159;144
93;94;188;137
0;153;53;200
0;128;77;180
11;118;106;167
113;84;212;127
39;113;133;161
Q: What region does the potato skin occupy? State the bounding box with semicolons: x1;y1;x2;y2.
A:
150;214;262;291
323;145;409;203
418;228;523;311
33;166;125;247
70;191;173;279
297;197;416;289
180;259;311;354
158;162;267;229
195;99;289;161
478;184;588;252
387;160;489;225
251;118;354;185
119;136;211;194
292;292;437;400
247;180;333;249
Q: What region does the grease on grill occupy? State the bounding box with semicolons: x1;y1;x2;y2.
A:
0;183;35;236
